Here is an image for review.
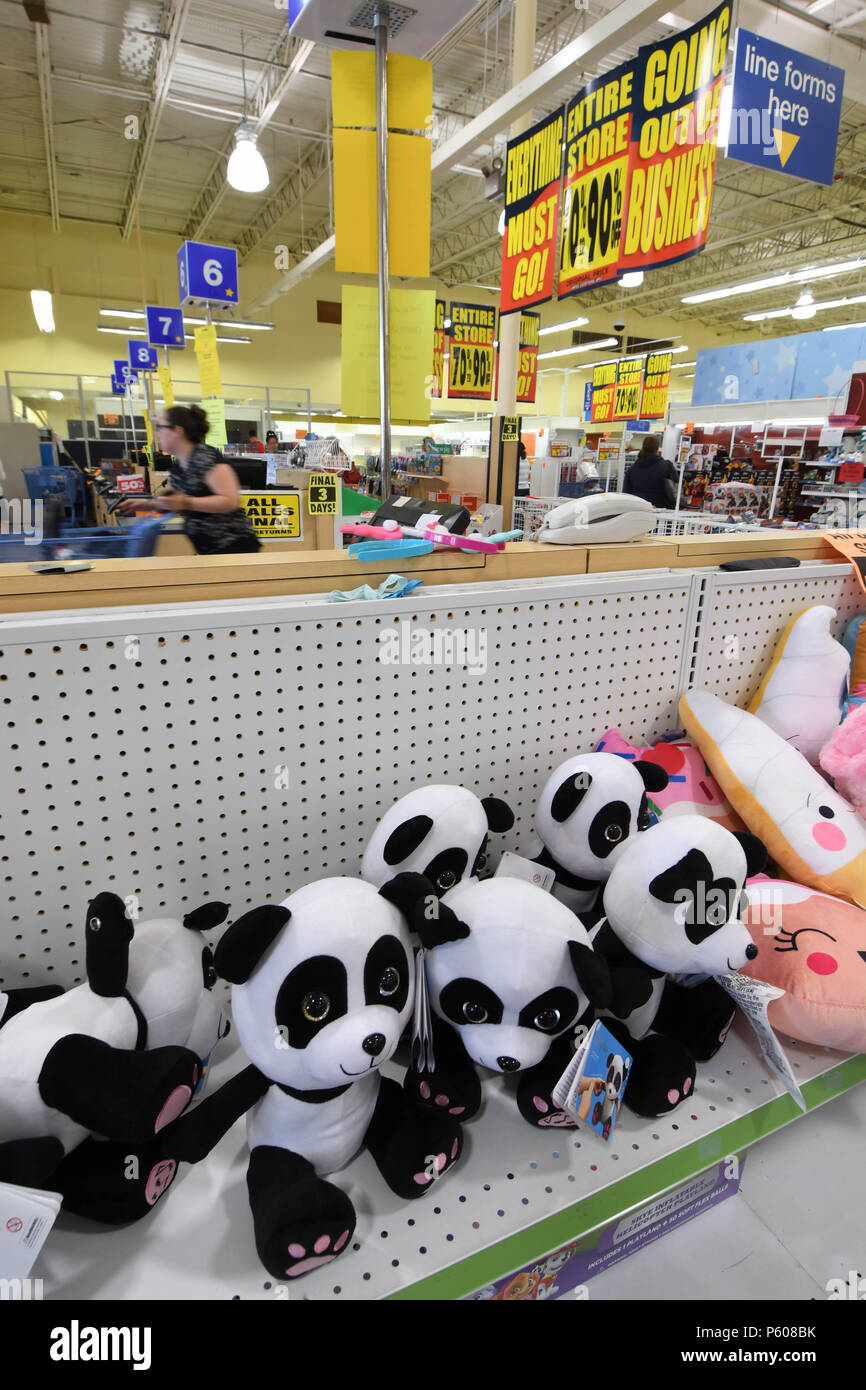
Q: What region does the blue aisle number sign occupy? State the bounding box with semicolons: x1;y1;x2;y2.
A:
113;359;137;385
178;241;239;307
111;375;127;395
128;341;158;372
146;305;185;348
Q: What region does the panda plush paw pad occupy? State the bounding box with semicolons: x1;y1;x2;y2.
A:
247;1147;357;1280
52;1135;179;1224
516;1088;577;1129
38;1037;201;1143
367;1106;462;1201
405;1066;480;1119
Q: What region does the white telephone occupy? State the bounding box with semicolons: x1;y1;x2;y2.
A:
536;492;656;546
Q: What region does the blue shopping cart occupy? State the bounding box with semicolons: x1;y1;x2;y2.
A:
0;516;165;562
22;466;86;524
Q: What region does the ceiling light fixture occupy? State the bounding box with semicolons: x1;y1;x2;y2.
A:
97;326;251;344
824;321;866;331
538;337;619;360
618;271;644;288
791;287;816;320
227;125;269;194
538;317;590;336
682;257;866;305
49;391;64;401
744;292;866;323
98;308;274;330
31;289;55;333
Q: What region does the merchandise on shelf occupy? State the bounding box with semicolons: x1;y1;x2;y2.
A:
361;783;514;894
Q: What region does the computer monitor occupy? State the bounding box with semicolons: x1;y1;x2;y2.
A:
228;459;268;489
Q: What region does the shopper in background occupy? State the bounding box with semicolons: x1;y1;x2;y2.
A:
265;430;280;451
118;405;261;554
623;435;678;508
247;427;266;453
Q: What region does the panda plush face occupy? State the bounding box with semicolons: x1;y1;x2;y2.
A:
603;815;764;976
229;879;414;1092
605;1053;627;1102
426;878;608;1074
361;785;514;896
534;753;667;881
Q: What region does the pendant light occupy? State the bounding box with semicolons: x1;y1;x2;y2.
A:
618;271;644;289
227;126;269;193
791;287;816;320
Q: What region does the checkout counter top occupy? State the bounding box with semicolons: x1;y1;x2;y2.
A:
0;529;838;615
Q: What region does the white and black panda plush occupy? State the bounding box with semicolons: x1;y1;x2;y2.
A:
47;900;232;1224
591;1053;629;1140
170;877;464;1281
404;876;614;1129
0;894;220;1197
587;815;765;1117
532;752;669;919
362;783;514;897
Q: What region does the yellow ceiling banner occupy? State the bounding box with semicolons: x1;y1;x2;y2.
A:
194;325;222;398
386;54;433;129
388;134;430;278
333;128;378;275
341;286;435;421
331;51;377;126
331;52;433;134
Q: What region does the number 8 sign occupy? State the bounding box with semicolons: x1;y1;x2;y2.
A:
127;341;158;372
178;240;239;307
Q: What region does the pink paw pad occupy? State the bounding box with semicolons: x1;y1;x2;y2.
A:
449;1106;465;1115
533;1096;549;1113
683;1076;692;1095
413;1171;432;1186
286;1255;335;1277
334;1229;350;1252
419;1082;431;1100
667;1088;680;1105
450;1138;459;1160
154;1085;192;1132
434;1094;449;1107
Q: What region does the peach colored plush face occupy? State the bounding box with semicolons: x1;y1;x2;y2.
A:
741;879;866;1053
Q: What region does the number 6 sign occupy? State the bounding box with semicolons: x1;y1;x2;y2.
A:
178;240;239;307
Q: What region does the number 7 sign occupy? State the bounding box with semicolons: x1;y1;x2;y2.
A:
146;305;185;348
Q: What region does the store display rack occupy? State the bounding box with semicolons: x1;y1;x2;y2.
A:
2;561;864;1300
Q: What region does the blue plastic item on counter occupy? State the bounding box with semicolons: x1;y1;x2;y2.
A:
328;573;425;601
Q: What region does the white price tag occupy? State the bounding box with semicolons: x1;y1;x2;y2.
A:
494;851;555;892
715;972;806;1112
0;1180;61;1278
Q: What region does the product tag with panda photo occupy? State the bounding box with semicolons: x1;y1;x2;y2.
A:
412;948;435;1074
714;971;806;1112
551;1020;632;1141
494;852;555;892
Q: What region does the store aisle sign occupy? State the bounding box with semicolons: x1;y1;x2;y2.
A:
517;311;540;405
128;342;157;372
726;29;843;186
590;362;617;423
613;355;645;420
178;240;239;307
146;305;185;349
110;375;127;396
641;350;672;419
558;2;729;296
500;109;564;315
448;303;496;400
240;491;303;541
114;359;137;385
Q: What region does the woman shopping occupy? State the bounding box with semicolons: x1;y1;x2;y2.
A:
623;435;679;508
118;405;261;554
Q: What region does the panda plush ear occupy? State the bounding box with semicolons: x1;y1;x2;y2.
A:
733;832;768;878
213;905;291;984
183;902;230;933
551;773;591;824
378;873;470;949
567;940;612;1011
383;815;433;866
481;796;514;833
632;760;669;794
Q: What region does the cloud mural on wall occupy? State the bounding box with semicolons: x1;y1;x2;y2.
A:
692;326;866;406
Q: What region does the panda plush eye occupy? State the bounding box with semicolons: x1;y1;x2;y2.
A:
379;967;400;997
705;897;729;928
302;992;330;1022
437;869;458;891
534;1007;561;1031
463;1001;488;1023
604;824;624;844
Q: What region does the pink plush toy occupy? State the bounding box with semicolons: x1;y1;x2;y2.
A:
595;730;743;831
819;703;866;820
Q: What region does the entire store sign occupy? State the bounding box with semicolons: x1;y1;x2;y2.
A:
517;311;541;405
642;350;673;418
557;2;730;297
590;362;616;423
431;298;446;400
612;355;645;420
500;109;564;314
448;302;496;400
726;29;844;186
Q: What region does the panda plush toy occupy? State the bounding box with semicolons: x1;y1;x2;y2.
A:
403;876;614;1128
532;752;669;919
362;784;514;898
0;893;225;1197
587;814;765;1117
592;1053;629;1140
190;877;465;1280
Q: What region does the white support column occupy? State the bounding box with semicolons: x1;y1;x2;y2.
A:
497;0;538;417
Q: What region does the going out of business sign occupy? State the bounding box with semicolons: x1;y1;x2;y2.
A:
726;29;844;186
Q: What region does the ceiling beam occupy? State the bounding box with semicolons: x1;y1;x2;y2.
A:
33;24;59;232
182;32;314;242
120;0;193;240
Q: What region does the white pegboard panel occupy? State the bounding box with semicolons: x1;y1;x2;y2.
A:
691;562;865;709
33;1018;860;1302
0;572;701;991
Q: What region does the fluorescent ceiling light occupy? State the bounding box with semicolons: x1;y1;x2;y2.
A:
671;345;689;353
451;164;486;178
717;82;733;150
744;292;866;322
538;317;589;336
671;360;697;368
682;257;866;305
98;307;274;330
618;271;644;288
31;289;55;333
659;12;688;25
497;208;506;236
97;326;251;344
538;337;618;360
227;127;269;193
770;417;826;425
824;321;866;331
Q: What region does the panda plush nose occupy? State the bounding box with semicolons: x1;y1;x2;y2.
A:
745;944;758;961
362;1033;386;1057
497;1056;520;1072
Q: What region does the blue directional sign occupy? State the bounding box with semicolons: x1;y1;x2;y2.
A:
111;374;127;395
146;305;185;348
128;341;158;372
727;28;844;187
114;359;137;385
177;240;239;307
584;382;593;419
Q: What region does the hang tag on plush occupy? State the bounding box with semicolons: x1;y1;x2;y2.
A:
494;851;555;892
551;1021;632;1140
715;972;806;1112
412;948;435;1074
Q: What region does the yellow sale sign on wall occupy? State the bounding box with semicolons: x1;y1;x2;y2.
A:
448;303;496;401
